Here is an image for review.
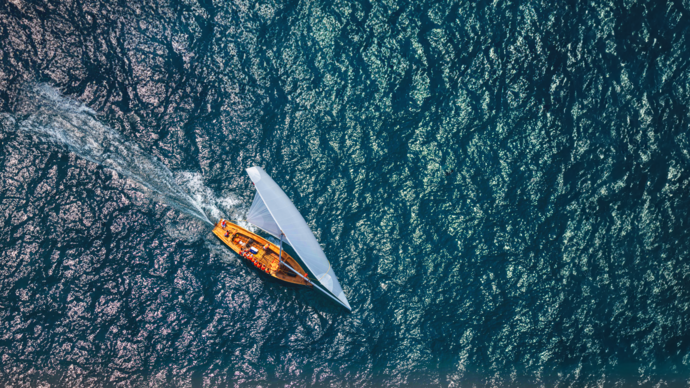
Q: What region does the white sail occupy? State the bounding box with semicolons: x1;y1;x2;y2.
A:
245;166;351;310
246;193;282;238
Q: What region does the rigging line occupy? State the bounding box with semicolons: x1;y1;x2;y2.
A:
317;260;331;282
278;230;331;292
241;219;332;283
280;260;350;311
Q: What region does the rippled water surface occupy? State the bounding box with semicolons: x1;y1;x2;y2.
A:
2;0;690;386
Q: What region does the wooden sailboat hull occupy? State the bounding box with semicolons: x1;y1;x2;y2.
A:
212;220;312;287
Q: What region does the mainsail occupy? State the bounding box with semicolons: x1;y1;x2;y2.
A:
245;166;351;310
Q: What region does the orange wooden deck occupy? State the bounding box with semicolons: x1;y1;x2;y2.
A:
212;220;311;287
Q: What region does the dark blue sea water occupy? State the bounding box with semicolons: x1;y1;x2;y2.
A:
2;0;690;386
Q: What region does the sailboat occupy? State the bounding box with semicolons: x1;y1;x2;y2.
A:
212;166;351;311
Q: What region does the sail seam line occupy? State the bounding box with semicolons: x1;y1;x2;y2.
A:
318;261;331;281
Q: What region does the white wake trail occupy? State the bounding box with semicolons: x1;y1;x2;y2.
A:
12;84;234;227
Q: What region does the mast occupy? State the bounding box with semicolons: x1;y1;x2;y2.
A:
278;232;284;264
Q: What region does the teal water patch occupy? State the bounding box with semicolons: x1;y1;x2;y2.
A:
1;0;690;386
